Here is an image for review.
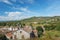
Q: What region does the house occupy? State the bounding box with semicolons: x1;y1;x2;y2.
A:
4;25;39;40
13;29;30;40
23;26;32;33
5;29;30;40
7;26;18;31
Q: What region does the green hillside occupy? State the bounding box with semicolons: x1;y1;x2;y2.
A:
0;16;60;40
0;16;60;30
0;16;60;26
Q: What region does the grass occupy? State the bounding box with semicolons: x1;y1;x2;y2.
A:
39;30;60;40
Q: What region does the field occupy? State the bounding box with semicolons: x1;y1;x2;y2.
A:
39;31;60;40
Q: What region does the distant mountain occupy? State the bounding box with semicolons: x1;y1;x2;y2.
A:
20;16;60;22
0;16;60;26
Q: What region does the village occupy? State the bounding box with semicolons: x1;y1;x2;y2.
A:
0;23;45;40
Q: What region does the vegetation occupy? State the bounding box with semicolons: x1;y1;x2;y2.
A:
0;16;60;40
0;34;8;40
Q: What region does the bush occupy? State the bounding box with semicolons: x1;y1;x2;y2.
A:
44;24;56;31
0;34;9;40
55;24;60;31
36;26;44;37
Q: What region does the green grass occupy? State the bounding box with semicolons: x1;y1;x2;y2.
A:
39;31;60;40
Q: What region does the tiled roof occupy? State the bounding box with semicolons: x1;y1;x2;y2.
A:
5;32;13;38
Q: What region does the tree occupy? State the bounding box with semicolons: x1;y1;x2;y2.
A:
0;34;9;40
36;26;44;37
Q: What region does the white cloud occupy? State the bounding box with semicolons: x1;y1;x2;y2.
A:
0;0;35;4
0;12;22;21
0;0;12;5
0;11;32;21
5;12;22;17
20;7;31;13
13;7;32;13
0;16;7;21
19;0;35;4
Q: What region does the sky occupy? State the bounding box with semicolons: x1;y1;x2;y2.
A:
0;0;60;21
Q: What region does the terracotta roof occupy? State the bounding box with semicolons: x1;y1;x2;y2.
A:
5;32;13;38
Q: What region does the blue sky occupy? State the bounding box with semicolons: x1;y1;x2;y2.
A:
0;0;60;21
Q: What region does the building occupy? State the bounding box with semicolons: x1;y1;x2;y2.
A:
5;29;30;40
13;29;30;40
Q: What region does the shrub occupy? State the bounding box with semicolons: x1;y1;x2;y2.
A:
0;34;9;40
